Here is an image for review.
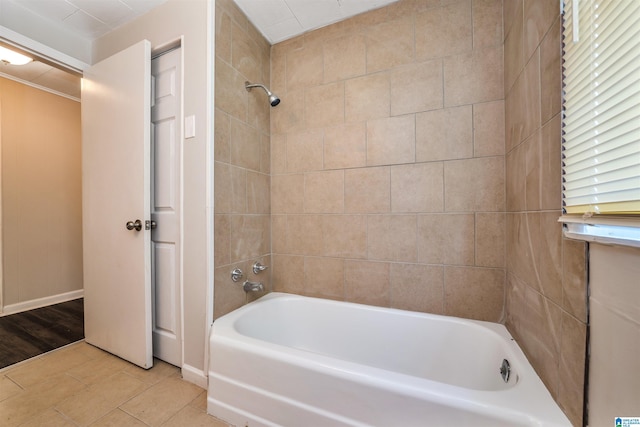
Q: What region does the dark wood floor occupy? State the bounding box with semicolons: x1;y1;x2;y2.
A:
0;298;84;369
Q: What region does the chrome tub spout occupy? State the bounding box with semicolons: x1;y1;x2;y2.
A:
243;281;264;293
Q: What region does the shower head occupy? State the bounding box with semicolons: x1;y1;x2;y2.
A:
268;93;281;107
245;81;281;107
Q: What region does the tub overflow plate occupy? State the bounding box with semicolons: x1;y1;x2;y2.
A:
500;359;511;383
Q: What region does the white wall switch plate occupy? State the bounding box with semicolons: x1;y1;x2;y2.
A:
185;115;195;139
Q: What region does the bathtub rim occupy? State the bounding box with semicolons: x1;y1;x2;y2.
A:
209;292;571;427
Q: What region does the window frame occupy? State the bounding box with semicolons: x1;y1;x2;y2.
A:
560;0;640;248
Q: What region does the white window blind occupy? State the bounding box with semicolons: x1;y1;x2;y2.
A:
562;0;640;215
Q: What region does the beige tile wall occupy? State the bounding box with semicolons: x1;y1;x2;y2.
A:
270;0;506;323
503;1;587;425
214;0;272;317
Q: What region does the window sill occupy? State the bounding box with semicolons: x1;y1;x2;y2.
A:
559;216;640;248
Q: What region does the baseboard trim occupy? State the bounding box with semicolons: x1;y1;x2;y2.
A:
1;290;84;316
182;363;208;389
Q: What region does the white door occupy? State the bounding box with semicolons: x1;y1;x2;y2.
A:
151;48;182;366
82;40;153;369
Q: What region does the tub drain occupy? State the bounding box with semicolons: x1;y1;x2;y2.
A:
500;358;511;383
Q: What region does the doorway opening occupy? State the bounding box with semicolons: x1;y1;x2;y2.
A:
0;37;184;370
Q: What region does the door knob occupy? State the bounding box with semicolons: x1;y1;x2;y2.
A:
126;219;143;231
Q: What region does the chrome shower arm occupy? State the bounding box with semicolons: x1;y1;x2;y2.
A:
245;82;268;92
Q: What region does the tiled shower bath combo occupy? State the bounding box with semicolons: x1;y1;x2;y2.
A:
213;0;586;425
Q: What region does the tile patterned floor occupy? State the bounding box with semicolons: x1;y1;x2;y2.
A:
0;341;233;427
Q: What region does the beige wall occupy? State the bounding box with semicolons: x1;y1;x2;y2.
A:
0;77;82;307
268;0;506;321
503;1;587;425
93;0;212;378
214;0;272;317
588;243;640;426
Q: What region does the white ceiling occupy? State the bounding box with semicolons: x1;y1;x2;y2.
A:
0;59;82;98
0;0;169;98
234;0;399;44
6;0;170;40
0;0;398;98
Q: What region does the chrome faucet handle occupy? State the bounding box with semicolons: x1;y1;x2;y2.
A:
242;281;264;292
231;268;243;282
252;262;269;274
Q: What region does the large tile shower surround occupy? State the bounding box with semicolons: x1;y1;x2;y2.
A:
214;0;587;425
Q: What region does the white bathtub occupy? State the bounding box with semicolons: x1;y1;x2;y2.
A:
208;293;571;427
